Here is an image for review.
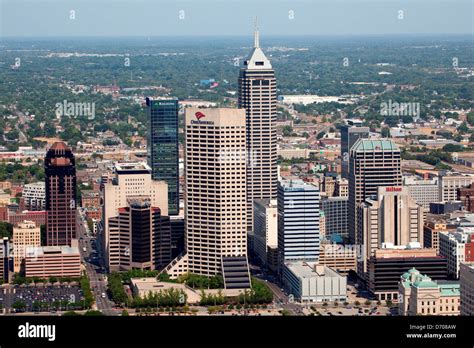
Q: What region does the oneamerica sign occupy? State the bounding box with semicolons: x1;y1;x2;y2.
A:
191;111;214;125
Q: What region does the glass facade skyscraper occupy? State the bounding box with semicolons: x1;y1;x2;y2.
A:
278;180;320;264
146;97;179;216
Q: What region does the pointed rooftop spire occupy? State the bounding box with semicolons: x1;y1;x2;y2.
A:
254;16;259;48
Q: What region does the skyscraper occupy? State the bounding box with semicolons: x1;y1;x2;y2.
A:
340;120;370;179
166;108;251;289
238;27;278;243
184;108;248;277
358;186;424;276
277;180;320;264
102;162;168;270
108;197;172;272
44;142;77;246
348;139;402;246
146;97;179;215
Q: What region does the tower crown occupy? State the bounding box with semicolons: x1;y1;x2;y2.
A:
243;22;272;70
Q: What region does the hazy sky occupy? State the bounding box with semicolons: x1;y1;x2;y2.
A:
0;0;472;37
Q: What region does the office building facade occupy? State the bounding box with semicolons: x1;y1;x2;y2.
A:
146;98;179;215
438;173;474;202
108;197;172;272
321;196;348;240
439;229;474;279
340;120;370;179
102;162;168;270
238;29;278;239
460;262;474;315
20;182;46;211
423;221;450;254
404;176;439;209
253;199;278;272
358;186;424;275
12;221;41;272
44;142;77;246
282;263;347;303
278;181;320;264
348;139;402;246
24;246;81;278
170;108;250;285
367;247;447;301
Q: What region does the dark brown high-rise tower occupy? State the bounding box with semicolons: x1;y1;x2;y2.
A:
45;142;77;246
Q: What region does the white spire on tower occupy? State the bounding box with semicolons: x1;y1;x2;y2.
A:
254;17;259;48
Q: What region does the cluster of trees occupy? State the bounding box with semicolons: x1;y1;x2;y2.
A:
0;162;44;183
79;276;94;309
107;272;128;305
236;279;273;304
13;274;81;285
177;273;224;289
132;288;187;308
0;222;13;239
199;290;226;306
402;148;454;169
197;278;274;306
442;144;465;153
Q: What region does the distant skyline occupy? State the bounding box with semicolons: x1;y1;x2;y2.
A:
0;0;472;38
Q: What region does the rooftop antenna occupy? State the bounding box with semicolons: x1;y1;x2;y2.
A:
254;16;259;48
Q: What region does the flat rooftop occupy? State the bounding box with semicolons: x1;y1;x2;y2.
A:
26;246;80;257
114;162;151;173
285;262;342;279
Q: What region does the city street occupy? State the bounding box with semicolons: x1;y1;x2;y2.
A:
77;210;118;316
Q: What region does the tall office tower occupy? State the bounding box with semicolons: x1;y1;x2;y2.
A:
340;119;370;179
238;28;277;243
357;186;424;276
348;139;402;245
44;142;77;246
181;107;250;288
146;98;179;216
108;197;171;272
102;162;168;270
277;180;320;265
253;199;278;272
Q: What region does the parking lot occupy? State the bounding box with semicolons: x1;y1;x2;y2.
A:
1;284;85;313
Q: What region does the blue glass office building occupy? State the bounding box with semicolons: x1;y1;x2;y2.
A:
146;98;179;216
277;180;320;263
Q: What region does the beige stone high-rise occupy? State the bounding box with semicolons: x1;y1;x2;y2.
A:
12;221;41;272
357;186;424;276
238;28;278;240
183;108;247;276
102;162;168;271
